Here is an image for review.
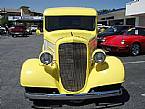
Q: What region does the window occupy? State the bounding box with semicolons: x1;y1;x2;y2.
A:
138;28;145;36
126;28;135;35
126;28;140;35
104;26;117;33
45;16;96;32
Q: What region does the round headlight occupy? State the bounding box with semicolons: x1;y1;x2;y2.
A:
40;52;53;65
93;52;106;63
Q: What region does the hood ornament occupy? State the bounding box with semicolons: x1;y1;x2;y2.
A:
71;32;73;36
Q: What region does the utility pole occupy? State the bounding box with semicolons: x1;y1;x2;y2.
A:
4;8;6;19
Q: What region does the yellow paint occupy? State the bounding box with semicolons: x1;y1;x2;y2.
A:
20;59;59;88
44;7;97;16
20;56;124;94
36;29;41;36
20;7;125;94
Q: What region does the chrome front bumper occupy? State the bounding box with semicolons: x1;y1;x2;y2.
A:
25;88;123;100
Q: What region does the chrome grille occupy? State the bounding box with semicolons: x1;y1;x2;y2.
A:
59;43;87;92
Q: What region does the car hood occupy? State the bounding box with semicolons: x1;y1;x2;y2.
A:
44;29;96;44
103;35;123;46
98;32;114;37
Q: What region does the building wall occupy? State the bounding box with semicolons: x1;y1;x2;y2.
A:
20;7;34;16
0;7;42;27
139;16;145;26
126;0;145;16
98;9;136;26
126;0;145;26
0;7;42;17
98;10;125;21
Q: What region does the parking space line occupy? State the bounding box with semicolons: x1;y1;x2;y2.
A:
124;61;145;64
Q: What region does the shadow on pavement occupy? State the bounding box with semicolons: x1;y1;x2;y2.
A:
32;87;130;109
92;88;130;109
106;52;145;57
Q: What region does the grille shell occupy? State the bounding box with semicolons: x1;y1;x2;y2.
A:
59;43;87;92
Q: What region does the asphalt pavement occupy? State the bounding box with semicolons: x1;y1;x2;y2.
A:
0;34;145;109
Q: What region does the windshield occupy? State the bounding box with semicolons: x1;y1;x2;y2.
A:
125;28;136;35
45;16;96;32
104;26;118;33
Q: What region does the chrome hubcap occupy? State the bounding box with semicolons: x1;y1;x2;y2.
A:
131;44;140;55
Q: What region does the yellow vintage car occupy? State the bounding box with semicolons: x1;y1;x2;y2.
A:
20;7;125;107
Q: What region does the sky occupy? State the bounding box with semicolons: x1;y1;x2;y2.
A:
0;0;131;12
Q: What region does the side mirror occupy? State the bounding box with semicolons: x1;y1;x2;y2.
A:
36;29;41;36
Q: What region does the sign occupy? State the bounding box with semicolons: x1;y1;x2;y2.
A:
8;16;43;21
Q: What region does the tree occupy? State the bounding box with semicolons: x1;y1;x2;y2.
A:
0;16;8;26
98;9;117;15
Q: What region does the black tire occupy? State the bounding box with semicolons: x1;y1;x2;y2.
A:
12;34;16;38
130;43;141;56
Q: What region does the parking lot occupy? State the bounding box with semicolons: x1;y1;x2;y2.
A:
0;34;145;109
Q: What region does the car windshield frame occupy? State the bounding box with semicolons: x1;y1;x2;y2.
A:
104;26;118;33
45;16;96;32
104;26;130;33
125;28;137;35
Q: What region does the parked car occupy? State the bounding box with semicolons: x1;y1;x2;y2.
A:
0;26;7;35
26;27;32;35
30;25;38;32
97;25;133;47
9;25;29;37
20;7;125;108
101;27;145;56
98;25;110;33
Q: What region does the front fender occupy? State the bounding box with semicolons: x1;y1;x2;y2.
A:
87;56;125;89
20;59;59;88
20;57;125;93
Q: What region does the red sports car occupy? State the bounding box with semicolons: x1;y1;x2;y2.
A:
100;27;145;56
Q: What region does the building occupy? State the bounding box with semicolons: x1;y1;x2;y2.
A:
20;6;42;16
0;8;21;16
98;8;136;26
98;0;145;27
0;6;42;26
126;0;145;26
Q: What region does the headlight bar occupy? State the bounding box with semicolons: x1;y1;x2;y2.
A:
40;52;53;65
93;50;106;63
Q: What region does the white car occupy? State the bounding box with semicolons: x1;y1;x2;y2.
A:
0;26;7;35
30;25;38;32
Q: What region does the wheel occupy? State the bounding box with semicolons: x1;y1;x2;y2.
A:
12;34;16;38
130;43;141;56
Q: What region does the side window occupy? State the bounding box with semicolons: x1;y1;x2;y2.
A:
138;28;145;36
127;29;135;35
121;26;129;34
